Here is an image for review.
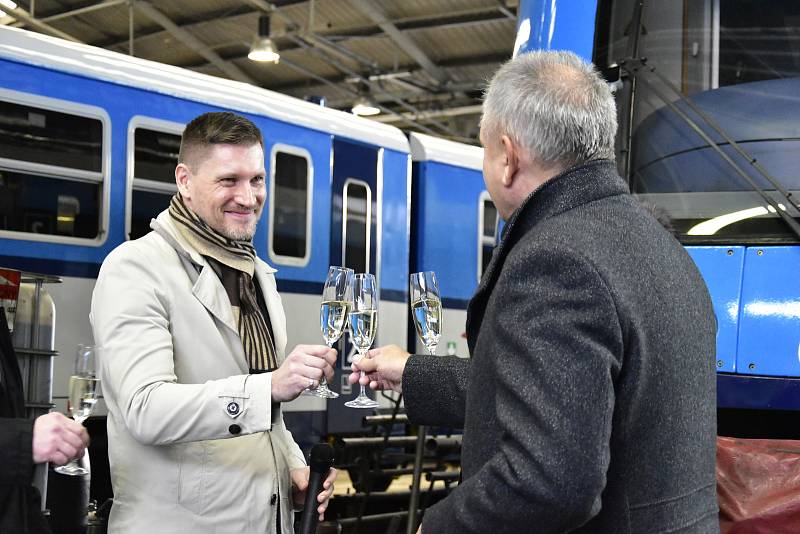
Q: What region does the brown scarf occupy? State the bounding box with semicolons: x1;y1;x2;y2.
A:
168;194;277;372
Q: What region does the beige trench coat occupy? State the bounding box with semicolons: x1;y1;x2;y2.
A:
90;210;306;533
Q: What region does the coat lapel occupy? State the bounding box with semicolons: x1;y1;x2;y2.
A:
152;212;241;335
465;160;628;352
191;262;238;334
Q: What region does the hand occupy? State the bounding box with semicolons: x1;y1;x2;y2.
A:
347;344;409;393
271;345;337;402
32;412;90;465
290;466;338;521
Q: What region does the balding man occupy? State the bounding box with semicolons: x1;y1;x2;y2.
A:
352;51;718;533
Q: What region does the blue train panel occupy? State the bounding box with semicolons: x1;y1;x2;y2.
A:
0;58;333;282
686;246;745;373
412;160;485;307
718;373;800;411
737;246;800;377
380;150;411;303
515;0;598;60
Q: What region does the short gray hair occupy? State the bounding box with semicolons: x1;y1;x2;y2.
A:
481;50;617;168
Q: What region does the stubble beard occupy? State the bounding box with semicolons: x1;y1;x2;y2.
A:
220;221;257;242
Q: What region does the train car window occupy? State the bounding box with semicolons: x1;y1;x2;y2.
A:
0;100;102;172
134;128;181;184
130;189;173;240
0;92;107;242
127;119;182;241
718;1;800;87
478;192;499;282
343;180;370;274
0;169;99;238
597;0;800;244
269;146;312;266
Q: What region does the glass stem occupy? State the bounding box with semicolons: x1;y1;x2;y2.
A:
317;340;335;388
357;351;367;396
359;372;368;397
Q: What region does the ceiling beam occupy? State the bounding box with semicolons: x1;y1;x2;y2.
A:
133;1;256;85
184;51;509;93
3;4;82;42
369;104;483;124
348;0;448;85
40;0;128;23
494;0;516;20
94;5;513;54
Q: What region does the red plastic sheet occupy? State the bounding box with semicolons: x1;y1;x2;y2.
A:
718;436;800;533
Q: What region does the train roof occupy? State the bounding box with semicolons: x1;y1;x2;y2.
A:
0;26;410;153
408;132;483;171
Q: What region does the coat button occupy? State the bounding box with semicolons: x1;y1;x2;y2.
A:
226;401;240;416
270;493;277;505
228;424;241;435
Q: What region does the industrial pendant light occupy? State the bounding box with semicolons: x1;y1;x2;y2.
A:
248;14;280;63
351;81;380;116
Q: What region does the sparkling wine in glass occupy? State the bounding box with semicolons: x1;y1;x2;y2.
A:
345;273;379;409
55;344;99;476
308;266;353;398
410;271;442;355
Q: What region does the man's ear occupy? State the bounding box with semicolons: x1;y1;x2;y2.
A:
500;134;519;187
175;163;191;198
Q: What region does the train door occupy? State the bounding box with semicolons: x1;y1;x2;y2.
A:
328;138;379;433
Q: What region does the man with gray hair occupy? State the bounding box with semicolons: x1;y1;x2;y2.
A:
352;51;718;532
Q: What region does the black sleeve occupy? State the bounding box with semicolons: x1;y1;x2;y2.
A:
421;244;623;533
0;418;35;486
403;355;470;428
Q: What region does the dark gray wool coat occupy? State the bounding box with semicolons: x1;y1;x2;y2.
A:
403;160;719;533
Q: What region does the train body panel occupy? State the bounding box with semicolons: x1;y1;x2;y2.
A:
0;25;417;427
408;133;488;357
517;0;800;418
685;246;744;374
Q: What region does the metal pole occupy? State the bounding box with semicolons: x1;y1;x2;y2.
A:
617;0;645;183
129;0;135;56
406;425;426;534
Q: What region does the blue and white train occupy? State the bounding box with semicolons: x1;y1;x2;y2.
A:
0;25;494;439
517;0;800;433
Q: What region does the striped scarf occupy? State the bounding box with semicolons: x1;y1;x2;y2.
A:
168;194;277;372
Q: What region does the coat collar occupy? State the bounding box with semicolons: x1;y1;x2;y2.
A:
150;210;281;345
466;159;628;351
501;159;628;244
151;210;277;275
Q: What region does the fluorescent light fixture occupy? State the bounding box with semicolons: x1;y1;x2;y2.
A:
248;15;280;63
687;204;785;235
351;96;380;116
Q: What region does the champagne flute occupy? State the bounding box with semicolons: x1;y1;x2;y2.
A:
410;271;442;355
345;273;379;409
55;344;100;476
308;266;353;398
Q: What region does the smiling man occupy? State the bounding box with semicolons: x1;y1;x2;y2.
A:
91;112;337;533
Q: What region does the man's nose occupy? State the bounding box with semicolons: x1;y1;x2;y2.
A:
235;181;258;207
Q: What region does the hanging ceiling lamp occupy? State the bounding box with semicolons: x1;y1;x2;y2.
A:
248;14;280;63
351;82;380;116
